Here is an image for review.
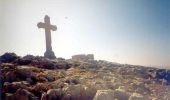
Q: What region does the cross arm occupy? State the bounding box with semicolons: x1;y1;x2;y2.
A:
51;25;57;31
37;22;45;28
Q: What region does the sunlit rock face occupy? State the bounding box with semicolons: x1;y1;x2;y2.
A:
1;52;170;100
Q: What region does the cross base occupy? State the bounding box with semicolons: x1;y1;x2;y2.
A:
44;50;56;59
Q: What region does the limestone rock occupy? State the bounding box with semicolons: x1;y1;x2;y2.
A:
114;87;130;100
93;89;114;100
5;71;16;82
129;93;148;100
13;89;38;100
4;81;30;93
16;66;34;80
46;89;63;100
62;84;91;100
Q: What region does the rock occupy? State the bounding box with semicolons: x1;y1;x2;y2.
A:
4;81;30;93
93;89;114;100
165;70;170;84
13;89;38;100
46;89;63;100
55;62;72;69
5;71;16;82
5;93;13;100
129;93;148;100
42;61;55;69
156;69;167;79
41;92;47;100
23;55;35;60
31;83;50;98
0;53;18;63
114;87;130;100
16;66;34;80
79;62;98;69
65;77;80;85
44;74;55;82
62;84;91;100
17;58;32;65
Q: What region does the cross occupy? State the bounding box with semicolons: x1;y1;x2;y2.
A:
37;15;57;59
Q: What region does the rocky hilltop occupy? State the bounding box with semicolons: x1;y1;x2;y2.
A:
0;53;170;100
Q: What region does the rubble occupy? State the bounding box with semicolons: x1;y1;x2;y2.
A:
0;52;170;100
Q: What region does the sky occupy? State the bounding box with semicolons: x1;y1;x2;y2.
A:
0;0;170;68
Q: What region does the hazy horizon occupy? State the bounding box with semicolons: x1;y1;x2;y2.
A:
0;0;170;68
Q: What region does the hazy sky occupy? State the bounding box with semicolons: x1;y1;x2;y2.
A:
0;0;170;67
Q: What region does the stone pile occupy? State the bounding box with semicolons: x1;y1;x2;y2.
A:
0;52;170;100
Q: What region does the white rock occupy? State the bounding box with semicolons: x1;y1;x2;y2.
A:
129;93;148;100
114;88;130;100
93;89;114;100
63;84;93;100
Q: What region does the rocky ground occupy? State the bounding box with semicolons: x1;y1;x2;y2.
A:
0;53;170;100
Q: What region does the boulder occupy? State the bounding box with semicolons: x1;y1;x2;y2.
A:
62;84;92;100
46;89;63;100
44;74;55;82
93;89;114;100
114;87;130;100
43;62;56;69
4;81;30;93
129;93;148;100
65;77;80;85
5;71;16;82
16;66;34;80
13;89;38;100
17;58;32;65
0;53;18;63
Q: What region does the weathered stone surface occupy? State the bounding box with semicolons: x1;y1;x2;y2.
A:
129;93;148;100
16;66;35;80
37;15;57;59
17;58;32;65
46;89;63;100
93;90;114;100
1;53;170;100
13;89;38;100
114;87;130;100
5;71;16;82
4;81;30;93
62;84;92;100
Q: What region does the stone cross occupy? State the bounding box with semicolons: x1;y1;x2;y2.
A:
37;15;57;59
